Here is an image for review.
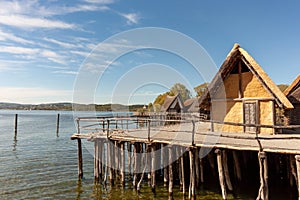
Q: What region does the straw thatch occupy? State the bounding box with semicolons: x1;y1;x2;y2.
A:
200;44;293;110
284;74;300;125
199;44;294;134
161;94;184;113
284;74;300;104
184;97;200;113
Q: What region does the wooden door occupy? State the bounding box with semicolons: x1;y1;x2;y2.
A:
244;102;257;133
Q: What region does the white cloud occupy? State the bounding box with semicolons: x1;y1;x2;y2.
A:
44;37;79;49
41;50;67;65
52;70;79;75
0;15;75;29
0;29;34;44
83;0;114;4
120;13;140;25
0;46;39;54
0;86;73;104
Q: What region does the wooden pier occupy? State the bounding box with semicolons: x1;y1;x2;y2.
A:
71;115;300;199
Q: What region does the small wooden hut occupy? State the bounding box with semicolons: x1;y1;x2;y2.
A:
284;74;300;125
199;44;294;134
161;93;184;113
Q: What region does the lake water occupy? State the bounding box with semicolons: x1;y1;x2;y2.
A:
0;110;296;199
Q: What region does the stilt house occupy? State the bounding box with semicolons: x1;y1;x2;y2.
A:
161;94;184;114
284;74;300;125
199;44;294;134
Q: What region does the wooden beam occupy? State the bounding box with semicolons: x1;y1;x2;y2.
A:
257;151;268;200
238;60;242;99
77;139;83;180
215;149;227;200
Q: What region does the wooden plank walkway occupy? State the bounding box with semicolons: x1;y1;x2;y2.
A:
71;121;300;154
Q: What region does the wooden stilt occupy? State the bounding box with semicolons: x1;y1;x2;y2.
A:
215;149;227;200
128;143;132;177
133;143;139;188
77;139;83;180
137;144;150;192
163;143;169;184
103;141;108;184
108;141;114;185
180;147;186;195
290;155;298;187
176;146;183;187
195;148;200;188
120;142;125;185
94;139;99;181
200;158;204;183
295;155;300;200
99;139;103;180
189;148;195;199
151;144;156;193
169;145;173;196
232;151;242;182
222;150;233;191
257;151;268;200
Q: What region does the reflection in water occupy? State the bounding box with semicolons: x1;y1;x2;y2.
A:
76;180;83;200
12;138;17;152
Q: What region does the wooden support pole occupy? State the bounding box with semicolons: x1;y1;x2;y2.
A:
200;158;204;183
189;148;195;199
163;143;169;184
14;114;18;139
232;151;242;182
94;139;99;181
180;147;186;195
169;145;173;196
108;141;114;185
120;142;125;185
99;139;103;180
295;155;300;200
151;144;156;193
176;146;183;187
215;149;227;200
56;113;60;137
257;151;268;200
128;143;132;177
290;155;298;187
137;144;150;192
222;150;233;191
195;148;200;188
77;139;83;180
133;143;139;188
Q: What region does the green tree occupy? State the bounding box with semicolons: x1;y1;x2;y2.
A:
194;82;208;97
169;83;191;102
153;92;170;105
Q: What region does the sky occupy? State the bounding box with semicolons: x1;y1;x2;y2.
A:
0;0;300;105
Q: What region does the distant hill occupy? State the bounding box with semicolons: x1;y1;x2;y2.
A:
0;102;144;112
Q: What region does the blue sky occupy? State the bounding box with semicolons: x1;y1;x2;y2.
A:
0;0;300;104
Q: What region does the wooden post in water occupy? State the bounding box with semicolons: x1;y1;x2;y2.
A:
120;142;125;185
168;145;173;196
295;155;300;200
163;144;169;184
77;139;83;180
195;148;200;188
215;149;227;200
56;113;60;137
189;147;195;199
257;151;268;200
232;151;242;182
94;139;99;181
14;114;18;139
222;150;233;191
151;144;156;193
180;147;186;195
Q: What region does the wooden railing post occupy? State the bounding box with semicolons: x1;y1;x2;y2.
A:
56;113;60;137
148;119;151;142
76;118;80;134
192;120;195;146
107;119;110;138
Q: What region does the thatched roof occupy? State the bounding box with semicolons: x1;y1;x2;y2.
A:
199;43;294;109
161;94;184;112
284;74;300;104
184;97;200;112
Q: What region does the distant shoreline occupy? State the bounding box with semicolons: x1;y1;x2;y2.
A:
0;102;145;112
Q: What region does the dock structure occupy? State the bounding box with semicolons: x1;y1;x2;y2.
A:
71;116;300;200
71;44;300;199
